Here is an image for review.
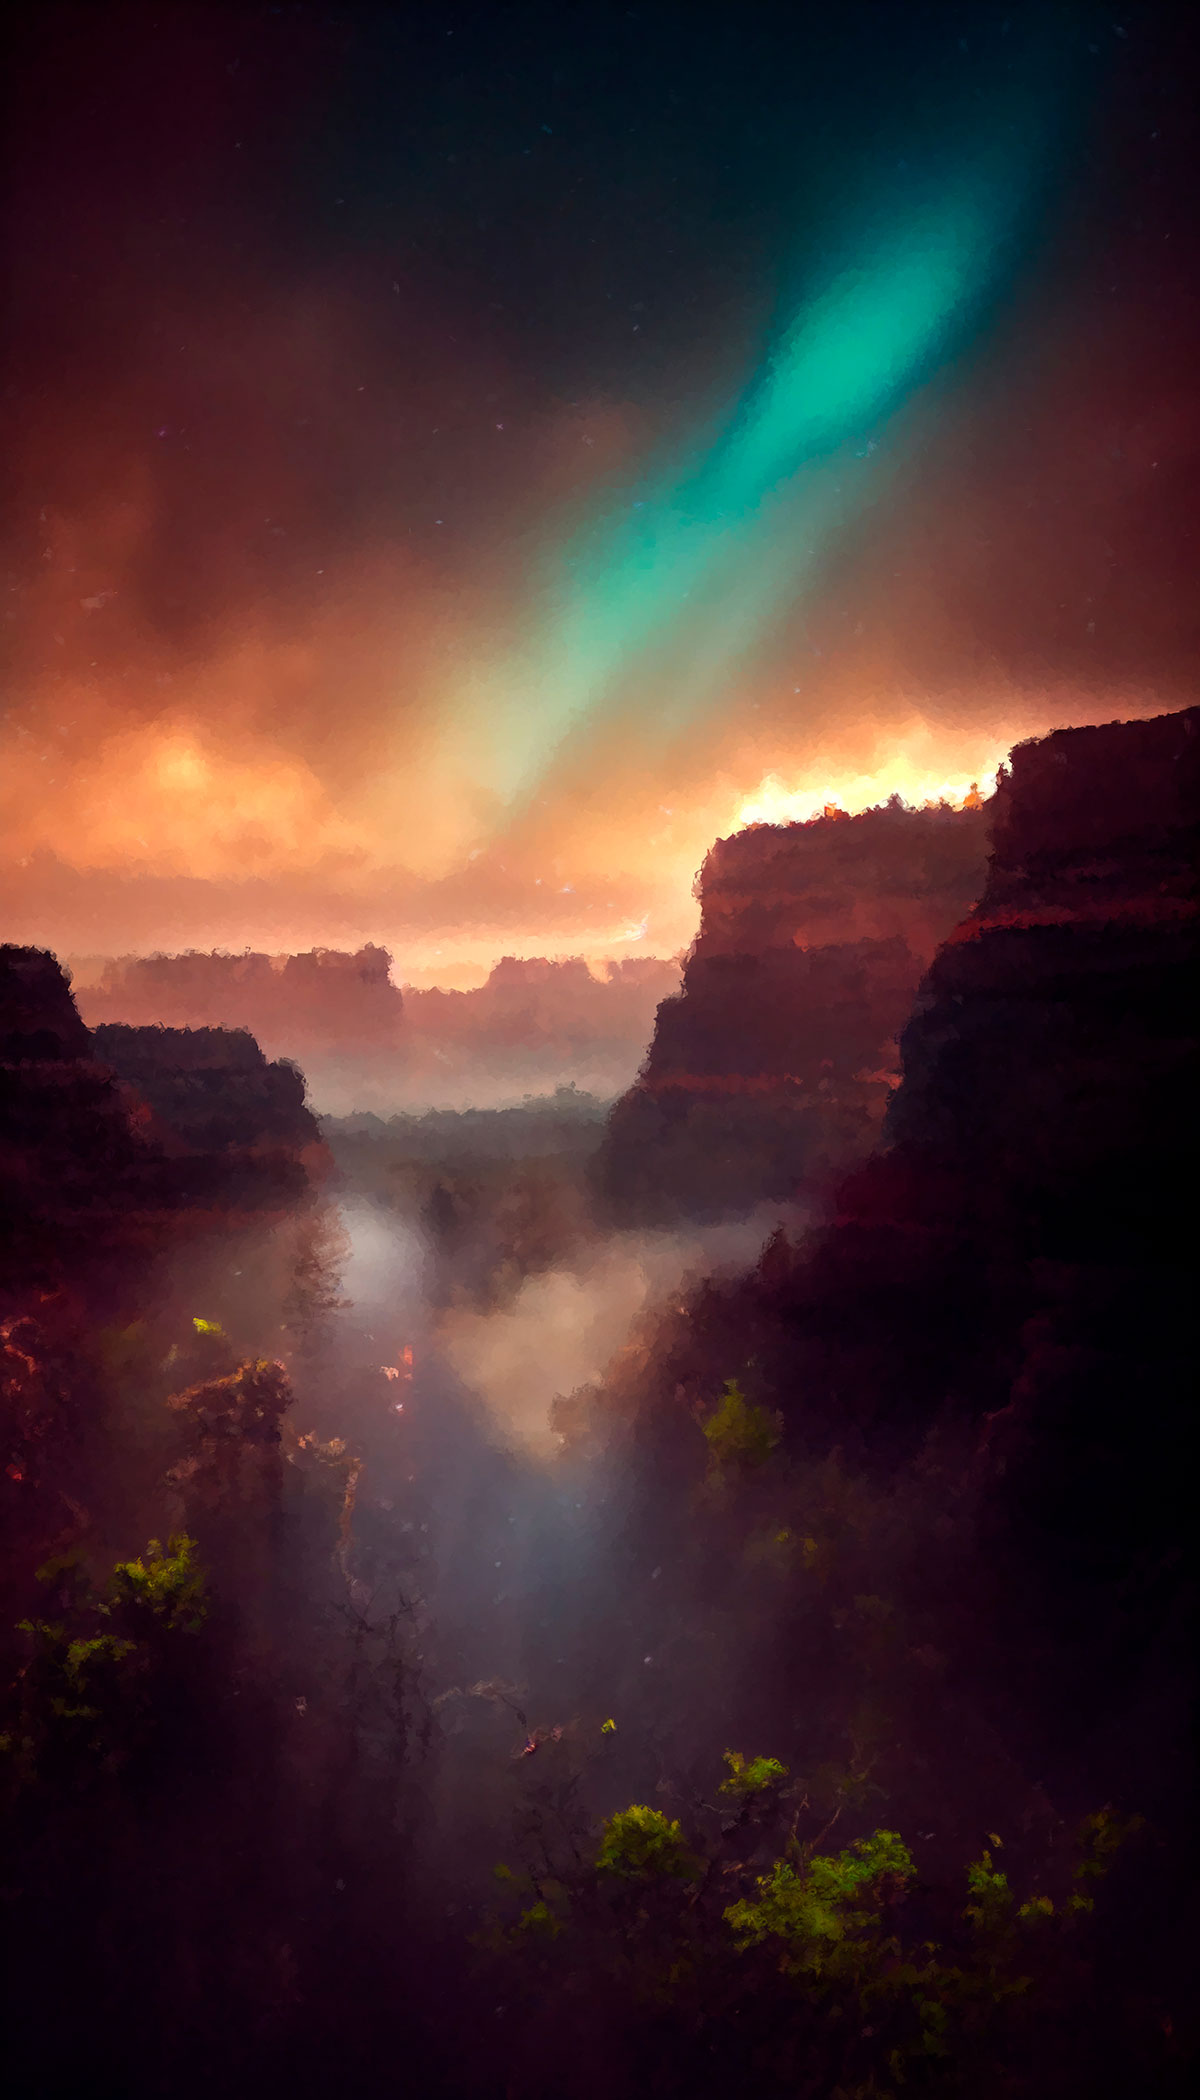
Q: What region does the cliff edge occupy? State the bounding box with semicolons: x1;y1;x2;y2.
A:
596;801;989;1219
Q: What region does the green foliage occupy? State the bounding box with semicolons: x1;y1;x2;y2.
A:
725;1829;916;1973
719;1749;789;1799
964;1848;1013;1933
516;1898;565;1941
2;1536;209;1793
15;1620;139;1722
477;1864;571;1958
105;1535;207;1634
33;1551;93;1610
702;1379;781;1471
596;1805;701;1882
1017;1893;1055;1922
1076;1804;1142;1877
62;1634;139;1702
6;1615;146;1779
483;1751;1144;2094
1065;1804;1143;1914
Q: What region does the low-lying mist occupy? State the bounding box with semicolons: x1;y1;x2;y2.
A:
316;1094;816;1459
435;1208;814;1456
4;1024;1192;2099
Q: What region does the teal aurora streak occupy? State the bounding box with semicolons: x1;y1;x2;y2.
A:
452;120;1053;824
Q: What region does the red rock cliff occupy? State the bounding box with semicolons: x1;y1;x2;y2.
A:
596;801;989;1219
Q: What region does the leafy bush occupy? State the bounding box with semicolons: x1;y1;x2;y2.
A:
702;1379;781;1471
719;1748;789;1799
596;1804;701;1881
726;1827;916;1970
483;1753;1146;2097
106;1535;207;1635
2;1536;209;1792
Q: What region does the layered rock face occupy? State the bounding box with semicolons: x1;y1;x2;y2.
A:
596;802;989;1219
623;706;1197;1789
0;949;328;1282
879;710;1198;1242
817;705;1199;1434
93;1023;326;1207
0;946;153;1271
833;707;1198;1746
0;945;95;1064
644;705;1198;1437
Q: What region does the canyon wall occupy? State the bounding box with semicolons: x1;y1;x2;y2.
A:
595;706;1197;1804
596;801;989;1219
0;945;153;1274
77;948;680;1113
1;950;327;1283
93;1022;327;1207
886;705;1200;1216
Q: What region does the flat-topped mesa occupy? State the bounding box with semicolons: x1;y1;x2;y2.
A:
694;799;990;963
93;1022;327;1202
887;704;1200;1184
595;802;989;1222
0;948;333;1282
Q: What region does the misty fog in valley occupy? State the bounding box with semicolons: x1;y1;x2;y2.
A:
4;710;1196;2100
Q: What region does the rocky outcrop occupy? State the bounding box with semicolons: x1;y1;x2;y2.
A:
0;950;329;1283
602;706;1197;1795
886;704;1200;1239
631;704;1198;1429
0;946;154;1274
0;945;95;1065
596;802;988;1220
93;1023;327;1208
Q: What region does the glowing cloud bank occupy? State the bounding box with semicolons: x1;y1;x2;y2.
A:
735;726;1007;829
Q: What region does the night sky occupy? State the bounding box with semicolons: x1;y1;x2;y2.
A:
3;2;1199;973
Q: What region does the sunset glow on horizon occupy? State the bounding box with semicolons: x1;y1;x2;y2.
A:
4;8;1196;983
732;731;1006;832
